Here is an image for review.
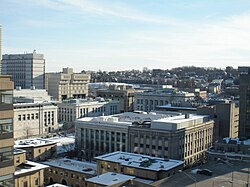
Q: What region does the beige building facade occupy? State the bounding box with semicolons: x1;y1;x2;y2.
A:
128;114;214;166
0;75;15;186
134;88;195;112
14;102;58;139
58;98;120;126
15;139;57;161
95;152;184;181
43;158;96;187
96;85;135;112
45;67;90;101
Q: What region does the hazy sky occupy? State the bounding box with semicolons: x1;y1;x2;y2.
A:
1;0;250;72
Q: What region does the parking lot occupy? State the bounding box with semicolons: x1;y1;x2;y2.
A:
154;160;250;187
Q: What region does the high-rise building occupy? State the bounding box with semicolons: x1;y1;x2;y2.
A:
0;25;2;73
0;75;15;186
45;67;90;101
239;68;250;138
1;50;45;89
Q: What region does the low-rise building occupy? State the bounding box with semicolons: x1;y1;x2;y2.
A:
58;98;120;126
43;158;97;187
14;138;57;161
134;88;195;112
75;112;172;160
95;152;184;181
96;84;135;112
14;102;58;139
207;138;250;162
14;149;48;187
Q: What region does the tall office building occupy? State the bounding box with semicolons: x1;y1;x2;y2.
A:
239;68;250;138
2;50;45;89
0;75;15;186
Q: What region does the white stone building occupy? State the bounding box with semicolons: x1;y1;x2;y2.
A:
14;102;58;139
58;98;120;125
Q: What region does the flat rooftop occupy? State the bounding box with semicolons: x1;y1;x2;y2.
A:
43;158;97;175
86;172;135;186
15;161;48;176
15;138;57;148
219;137;250;145
76;112;177;126
151;114;210;130
95;151;183;171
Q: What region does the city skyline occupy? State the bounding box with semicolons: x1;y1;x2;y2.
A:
1;0;250;72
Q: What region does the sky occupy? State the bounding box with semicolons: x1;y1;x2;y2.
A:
1;0;250;72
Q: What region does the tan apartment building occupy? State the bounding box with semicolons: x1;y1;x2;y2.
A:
45;67;90;101
134;88;195;112
96;84;135;112
128;114;214;166
15;138;57;161
14;102;58;139
95;152;184;181
0;75;15;186
43;158;97;187
58;98;120;127
14;149;48;187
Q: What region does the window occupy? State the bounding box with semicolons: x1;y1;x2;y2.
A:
18;115;21;121
0;90;13;104
35;179;39;185
23;181;28;187
0;118;13;134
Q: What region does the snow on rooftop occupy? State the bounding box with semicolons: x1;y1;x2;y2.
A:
46;184;68;187
15;161;49;176
95;152;184;171
46;136;75;154
154;114;208;124
43;158;97;175
15;138;56;148
85;172;135;186
151;114;210;130
222;137;250;145
76;112;175;125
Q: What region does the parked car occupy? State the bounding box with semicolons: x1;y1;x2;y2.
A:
197;169;213;176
